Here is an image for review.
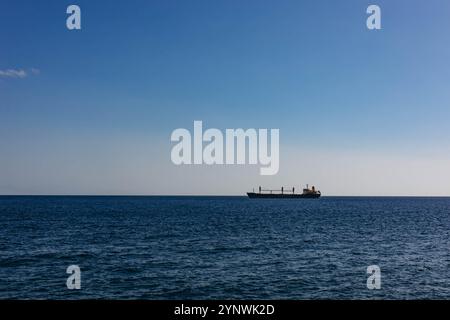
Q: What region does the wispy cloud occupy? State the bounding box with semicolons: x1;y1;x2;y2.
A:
30;68;40;75
0;69;27;78
0;68;40;79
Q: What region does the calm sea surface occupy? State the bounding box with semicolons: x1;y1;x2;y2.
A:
1;196;450;299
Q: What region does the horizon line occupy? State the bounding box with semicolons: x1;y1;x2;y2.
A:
1;194;450;198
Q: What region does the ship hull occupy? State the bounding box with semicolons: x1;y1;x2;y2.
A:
247;192;321;199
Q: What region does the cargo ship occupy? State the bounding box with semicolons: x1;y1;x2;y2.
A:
247;185;321;199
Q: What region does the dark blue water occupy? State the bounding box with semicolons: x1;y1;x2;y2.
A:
1;196;450;299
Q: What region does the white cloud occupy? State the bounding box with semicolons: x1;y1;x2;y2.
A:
0;69;27;78
0;68;40;79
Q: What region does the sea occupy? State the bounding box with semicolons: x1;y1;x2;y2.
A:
1;196;450;299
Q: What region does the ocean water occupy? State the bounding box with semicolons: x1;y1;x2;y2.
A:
1;196;450;299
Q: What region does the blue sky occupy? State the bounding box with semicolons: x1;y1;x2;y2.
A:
1;1;450;195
